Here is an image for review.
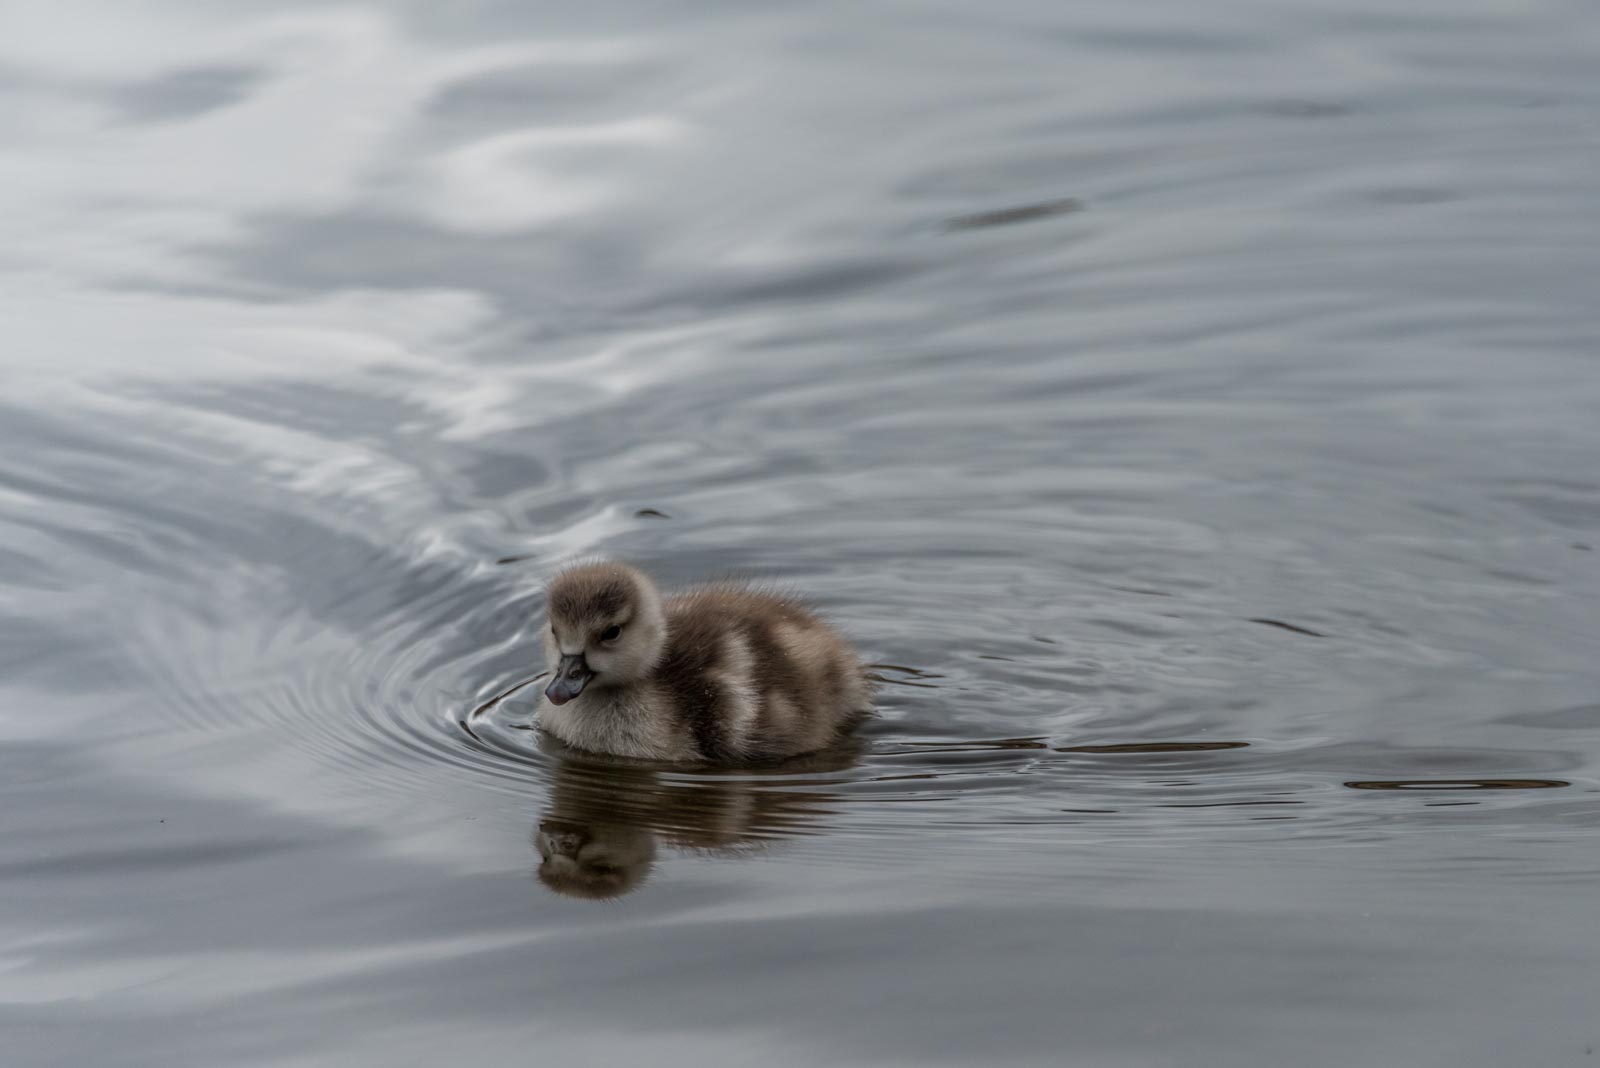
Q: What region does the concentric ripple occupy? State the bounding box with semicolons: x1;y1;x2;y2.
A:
15;382;1586;856
5;1;1600;1062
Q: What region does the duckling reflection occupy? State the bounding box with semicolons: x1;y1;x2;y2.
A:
535;813;657;900
533;751;850;900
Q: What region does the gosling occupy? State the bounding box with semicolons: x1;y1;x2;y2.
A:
537;561;872;762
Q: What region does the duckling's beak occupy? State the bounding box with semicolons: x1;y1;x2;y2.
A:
545;654;593;705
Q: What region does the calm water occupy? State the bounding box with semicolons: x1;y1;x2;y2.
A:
4;1;1600;1064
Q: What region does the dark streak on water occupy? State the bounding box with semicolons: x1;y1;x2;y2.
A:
3;1;1600;1066
1344;779;1571;791
1057;741;1252;754
943;197;1085;231
1248;618;1327;638
469;673;549;720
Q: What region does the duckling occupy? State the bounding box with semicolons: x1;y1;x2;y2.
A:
537;561;872;763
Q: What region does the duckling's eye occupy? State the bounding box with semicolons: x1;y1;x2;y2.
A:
600;624;622;642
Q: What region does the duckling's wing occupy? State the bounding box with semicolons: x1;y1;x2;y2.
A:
660;586;869;760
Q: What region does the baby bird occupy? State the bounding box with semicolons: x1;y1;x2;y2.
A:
538;561;872;763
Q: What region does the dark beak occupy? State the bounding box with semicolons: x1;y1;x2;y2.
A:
538;820;588;858
545;654;593;705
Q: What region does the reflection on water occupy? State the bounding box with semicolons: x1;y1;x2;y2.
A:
534;755;840;900
4;0;1600;1064
537;813;658;899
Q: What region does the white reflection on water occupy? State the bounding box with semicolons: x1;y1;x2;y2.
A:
3;0;1600;1064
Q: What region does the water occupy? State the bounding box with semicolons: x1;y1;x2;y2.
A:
4;1;1599;1063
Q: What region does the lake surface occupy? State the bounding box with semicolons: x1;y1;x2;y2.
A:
4;1;1599;1064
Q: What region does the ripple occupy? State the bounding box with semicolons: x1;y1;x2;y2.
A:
25;391;1593;845
1344;779;1571;791
1057;741;1251;754
1246;619;1326;638
943;198;1085;231
6;0;1600;1055
468;674;548;719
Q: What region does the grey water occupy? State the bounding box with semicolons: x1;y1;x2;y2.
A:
3;1;1599;1064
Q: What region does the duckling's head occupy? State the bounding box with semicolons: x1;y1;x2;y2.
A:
535;817;657;899
542;561;666;705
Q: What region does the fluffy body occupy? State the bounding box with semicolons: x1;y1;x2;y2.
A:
538;562;871;763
